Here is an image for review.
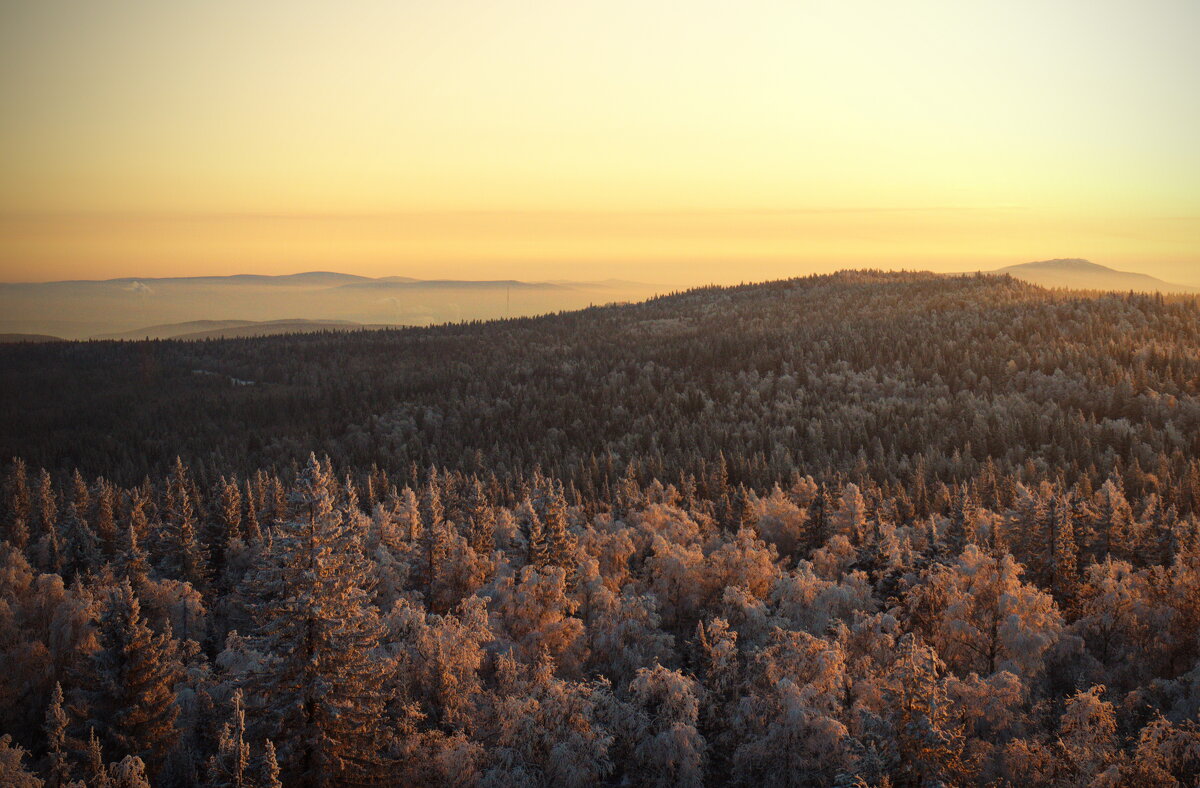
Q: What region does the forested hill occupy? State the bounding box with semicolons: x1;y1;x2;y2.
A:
5;270;1200;786
3;270;1198;498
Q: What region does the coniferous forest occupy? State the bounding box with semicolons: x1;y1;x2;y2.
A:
2;271;1200;786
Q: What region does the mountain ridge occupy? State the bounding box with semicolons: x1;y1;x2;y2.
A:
983;259;1198;293
0;272;662;339
93;318;394;341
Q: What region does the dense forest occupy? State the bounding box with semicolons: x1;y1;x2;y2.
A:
2;271;1200;786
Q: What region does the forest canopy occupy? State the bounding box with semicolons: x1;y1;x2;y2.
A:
2;271;1199;786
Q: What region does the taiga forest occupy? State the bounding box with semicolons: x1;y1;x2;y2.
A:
2;272;1200;786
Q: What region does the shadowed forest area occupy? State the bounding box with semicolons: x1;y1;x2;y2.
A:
2;271;1200;786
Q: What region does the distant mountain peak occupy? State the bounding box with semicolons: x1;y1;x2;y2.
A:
1001;258;1128;275
986;259;1197;294
1007;258;1108;271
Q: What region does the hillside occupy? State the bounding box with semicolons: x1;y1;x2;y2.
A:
5;271;1200;787
3;270;1197;485
990;258;1199;293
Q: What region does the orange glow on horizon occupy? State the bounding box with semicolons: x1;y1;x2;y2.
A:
1;1;1197;285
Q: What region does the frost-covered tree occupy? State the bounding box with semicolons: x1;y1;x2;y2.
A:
532;479;576;572
805;484;832;553
94;478;117;560
1092;478;1136;562
731;629;850;787
260;741;281;788
883;634;971;787
753;486;807;558
479;654;612;788
577;559;673;685
623;666;705;787
34;469;62;575
491;563;586;674
1070;558;1147;687
464;477;496;556
832;483;868;546
77;580;181;778
161;458;209;590
205;689;251;788
115;520;151;592
208;475;244;577
386;595;491;731
42;682;71;788
241;456;389;787
0;734;44;788
942;485;978;557
0;542;97;750
1020;490;1080;605
60;469;100;580
4;457;31;550
1058;685;1120;783
900;545;1062;679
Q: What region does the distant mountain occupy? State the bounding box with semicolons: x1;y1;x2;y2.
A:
0;271;661;338
170;320;401;341
334;279;569;291
987;259;1199;293
96;319;399;341
97;271;373;286
94;320;267;340
547;278;656;288
0;333;63;343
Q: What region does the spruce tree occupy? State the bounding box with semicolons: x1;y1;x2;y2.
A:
617;462;643;516
518;497;547;567
731;484;759;533
537;480;576;570
943;485;978;558
805;483;831;553
35;469;62;575
209;475;244;578
1044;492;1080;605
62;470;101;581
206;690;251;788
260;741;282;788
4;458;31;551
78;580;181;778
464;477;495;556
44;682;71;788
1093;478;1135;561
162;459;209;589
243;480;261;545
116;523;151;592
85;729;111;788
418;475;446;601
242;455;389;787
886;634;970;786
94;480;117;560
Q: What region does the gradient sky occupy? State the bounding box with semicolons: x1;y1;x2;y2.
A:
1;0;1198;285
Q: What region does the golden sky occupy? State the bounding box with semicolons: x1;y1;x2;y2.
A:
1;0;1197;285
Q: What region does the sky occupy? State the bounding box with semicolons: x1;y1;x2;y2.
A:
1;0;1198;286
